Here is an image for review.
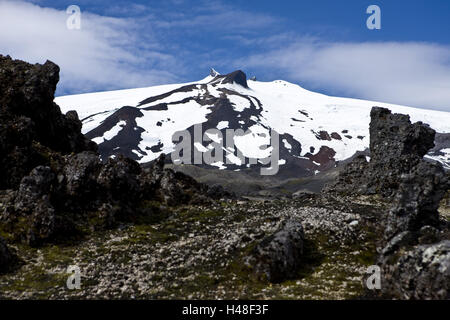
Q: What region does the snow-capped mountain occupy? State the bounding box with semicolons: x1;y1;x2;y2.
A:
55;70;450;176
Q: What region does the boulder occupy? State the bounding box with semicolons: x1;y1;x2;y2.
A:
14;166;55;215
63;151;102;199
97;155;142;203
385;161;448;240
246;219;305;283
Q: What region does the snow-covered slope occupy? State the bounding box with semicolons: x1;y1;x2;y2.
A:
55;70;450;174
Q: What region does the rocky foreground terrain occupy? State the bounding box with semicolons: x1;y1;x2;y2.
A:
0;55;449;299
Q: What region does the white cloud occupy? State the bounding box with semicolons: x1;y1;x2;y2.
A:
153;1;277;32
238;39;450;111
0;0;179;95
0;0;278;96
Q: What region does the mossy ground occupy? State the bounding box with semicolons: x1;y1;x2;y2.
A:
0;198;379;300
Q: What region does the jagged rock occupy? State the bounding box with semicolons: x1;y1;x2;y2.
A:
63;151;102;198
370;107;435;163
159;169;204;206
0;55;96;189
14;166;55;215
385;161;448;240
97;155;142;203
210;68;220;77
0;115;44;189
0;55;95;153
381;240;450;299
140;153;166;194
246;219;305;283
326;107;436;197
220;70;248;88
325;154;370;194
11;166;57;245
27;199;56;246
369;107;436;196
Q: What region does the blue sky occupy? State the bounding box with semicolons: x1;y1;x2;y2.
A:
1;0;449;111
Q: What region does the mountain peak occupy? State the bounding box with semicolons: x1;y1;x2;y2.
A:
210;68;220;77
221;70;248;88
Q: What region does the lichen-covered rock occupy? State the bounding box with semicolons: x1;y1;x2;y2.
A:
326;106;450;299
159;169;202;206
246;218;305;283
381;240;450;299
63;151;102;199
97;155;142;203
385;161;448;240
0;236;13;273
324;154;370;195
26;199;56;247
369;107;435;167
10;166;57;245
14;166;55;215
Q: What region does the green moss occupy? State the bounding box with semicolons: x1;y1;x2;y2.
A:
0;216;30;241
40;244;78;265
178;208;225;223
119;224;178;246
2;267;68;297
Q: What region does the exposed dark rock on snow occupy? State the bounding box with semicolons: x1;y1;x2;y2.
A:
246;218;305;283
84;106;145;161
218;70;248;88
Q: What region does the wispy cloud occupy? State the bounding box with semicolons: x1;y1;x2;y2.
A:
0;0;182;95
236;38;450;111
0;0;278;96
152;1;277;32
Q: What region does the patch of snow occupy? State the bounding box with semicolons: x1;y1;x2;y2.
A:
228;95;250;112
92;120;126;144
217;121;228;130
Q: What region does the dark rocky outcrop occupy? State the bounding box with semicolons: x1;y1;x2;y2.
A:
384;161;448;240
328;107;449;299
0;55;96;190
380;240;450;299
220;70;248;88
326;107;436;197
245;218;305;283
0;55;230;248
